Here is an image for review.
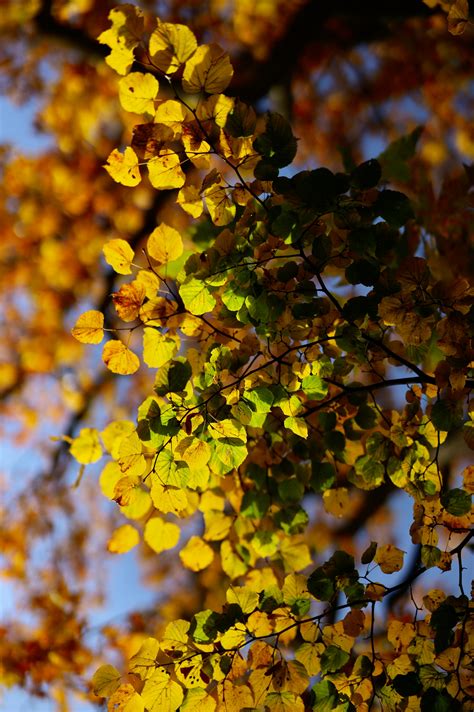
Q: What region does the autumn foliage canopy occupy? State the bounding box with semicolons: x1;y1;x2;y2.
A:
0;1;473;711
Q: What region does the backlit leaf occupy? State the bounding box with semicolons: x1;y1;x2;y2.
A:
103;239;135;275
102;340;140;375
92;664;121;697
147;224;183;264
179;536;214;571
375;544;405;574
148;152;185;190
104;148;141;187
70;427;102;464
119;72;159;116
182;44;233;94
71;310;104;344
107;524;139;554
144;517;180;554
149;21;197;74
179;278;216;315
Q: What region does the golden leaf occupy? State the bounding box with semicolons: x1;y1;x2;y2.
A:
107;524;140;554
102;340;140;375
149;21;197;74
119;72;159;116
113;281;146;321
179;536;214;571
104;147;141;187
148;152;185;190
103;239;135;275
182;44;233;94
147;223;183;264
70;427;102;464
144;517;180;554
92;664;121;697
374;544;405;574
71;310;104;344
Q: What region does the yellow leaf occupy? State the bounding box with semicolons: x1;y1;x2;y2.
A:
221;540;248;579
103;239;135;275
374;544;405;574
161;619;190;656
284;416;308;439
181;688;216;712
92;664;121;697
177;184;203;218
386;653;414;678
108;683;145;712
407;636;436;664
113;281;146;321
149;21;197;74
226;586;259;614
295;642;324;676
107;524;139;554
71;310;104;344
179;536;214;571
264;691;304;712
103;340;140;375
144;517;180;554
150;482;188;516
154;100;193;139
104;147;141;187
147;223;183;264
99;461;122;499
98;4;144;75
143;329;177;368
101;420;135;457
216;681;254;712
279;538;311;573
176;437;211;468
209;418;246;442
203;510;232;541
182;44;233;94
179;278;216;316
129;638;160;680
118;431;146;478
136;269;160;299
70;427;102;464
121;488;152;520
140;297;177;326
141;669;184;712
203;181;236;226
119;72;159;116
323;487;350;518
148;152;185;190
113;476;139;506
220;622;247;650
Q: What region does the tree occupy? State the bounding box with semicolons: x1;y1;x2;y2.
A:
0;1;473;711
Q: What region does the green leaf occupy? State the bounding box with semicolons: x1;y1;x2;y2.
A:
421;545;441;568
180;278;216;315
243;387;274;413
190;609;218;643
311;680;339;712
320;645;350;674
440;488;471;516
301;375;328;400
